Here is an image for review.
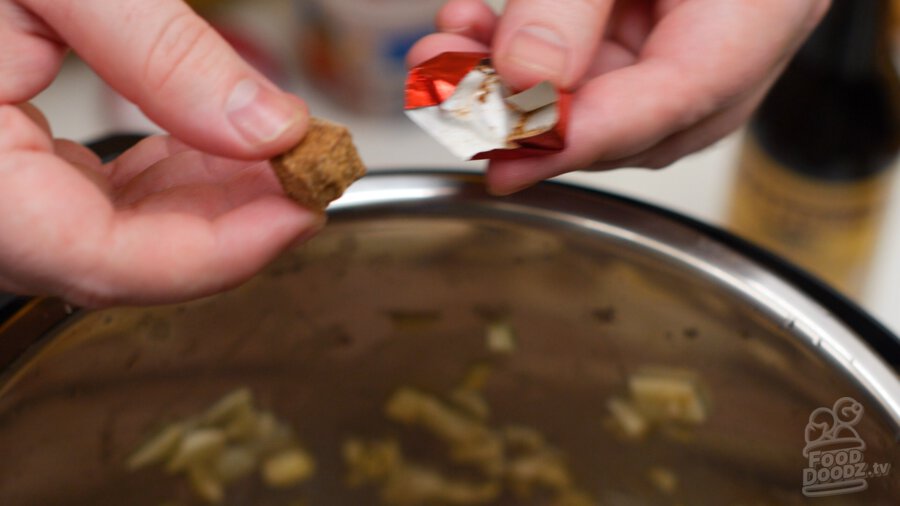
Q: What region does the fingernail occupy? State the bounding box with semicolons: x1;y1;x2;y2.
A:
504;25;569;84
226;79;301;147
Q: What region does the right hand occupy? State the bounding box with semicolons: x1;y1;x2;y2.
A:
410;0;831;194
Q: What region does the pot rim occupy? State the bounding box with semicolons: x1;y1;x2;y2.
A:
333;169;900;421
1;167;898;429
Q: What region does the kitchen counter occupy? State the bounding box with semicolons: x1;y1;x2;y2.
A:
32;52;900;336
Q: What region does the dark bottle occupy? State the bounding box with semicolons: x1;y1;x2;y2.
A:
728;0;900;297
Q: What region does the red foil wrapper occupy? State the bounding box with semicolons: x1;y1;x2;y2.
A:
405;52;570;161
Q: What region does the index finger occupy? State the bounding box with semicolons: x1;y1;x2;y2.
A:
20;0;307;160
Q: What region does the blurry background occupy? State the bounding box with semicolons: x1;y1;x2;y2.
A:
31;0;900;334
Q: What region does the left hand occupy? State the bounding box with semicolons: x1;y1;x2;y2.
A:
0;0;317;307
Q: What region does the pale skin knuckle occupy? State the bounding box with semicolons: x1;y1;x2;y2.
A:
141;10;215;95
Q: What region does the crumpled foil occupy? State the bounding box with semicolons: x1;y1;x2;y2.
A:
405;52;570;160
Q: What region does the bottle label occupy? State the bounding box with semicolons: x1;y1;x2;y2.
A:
728;136;896;296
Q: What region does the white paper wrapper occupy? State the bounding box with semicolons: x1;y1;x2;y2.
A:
405;64;560;160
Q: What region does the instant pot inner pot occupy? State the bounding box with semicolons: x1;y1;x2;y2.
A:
0;177;896;505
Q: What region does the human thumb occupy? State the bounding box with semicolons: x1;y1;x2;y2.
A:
492;0;612;90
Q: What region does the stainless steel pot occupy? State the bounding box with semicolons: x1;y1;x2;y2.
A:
0;171;897;505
